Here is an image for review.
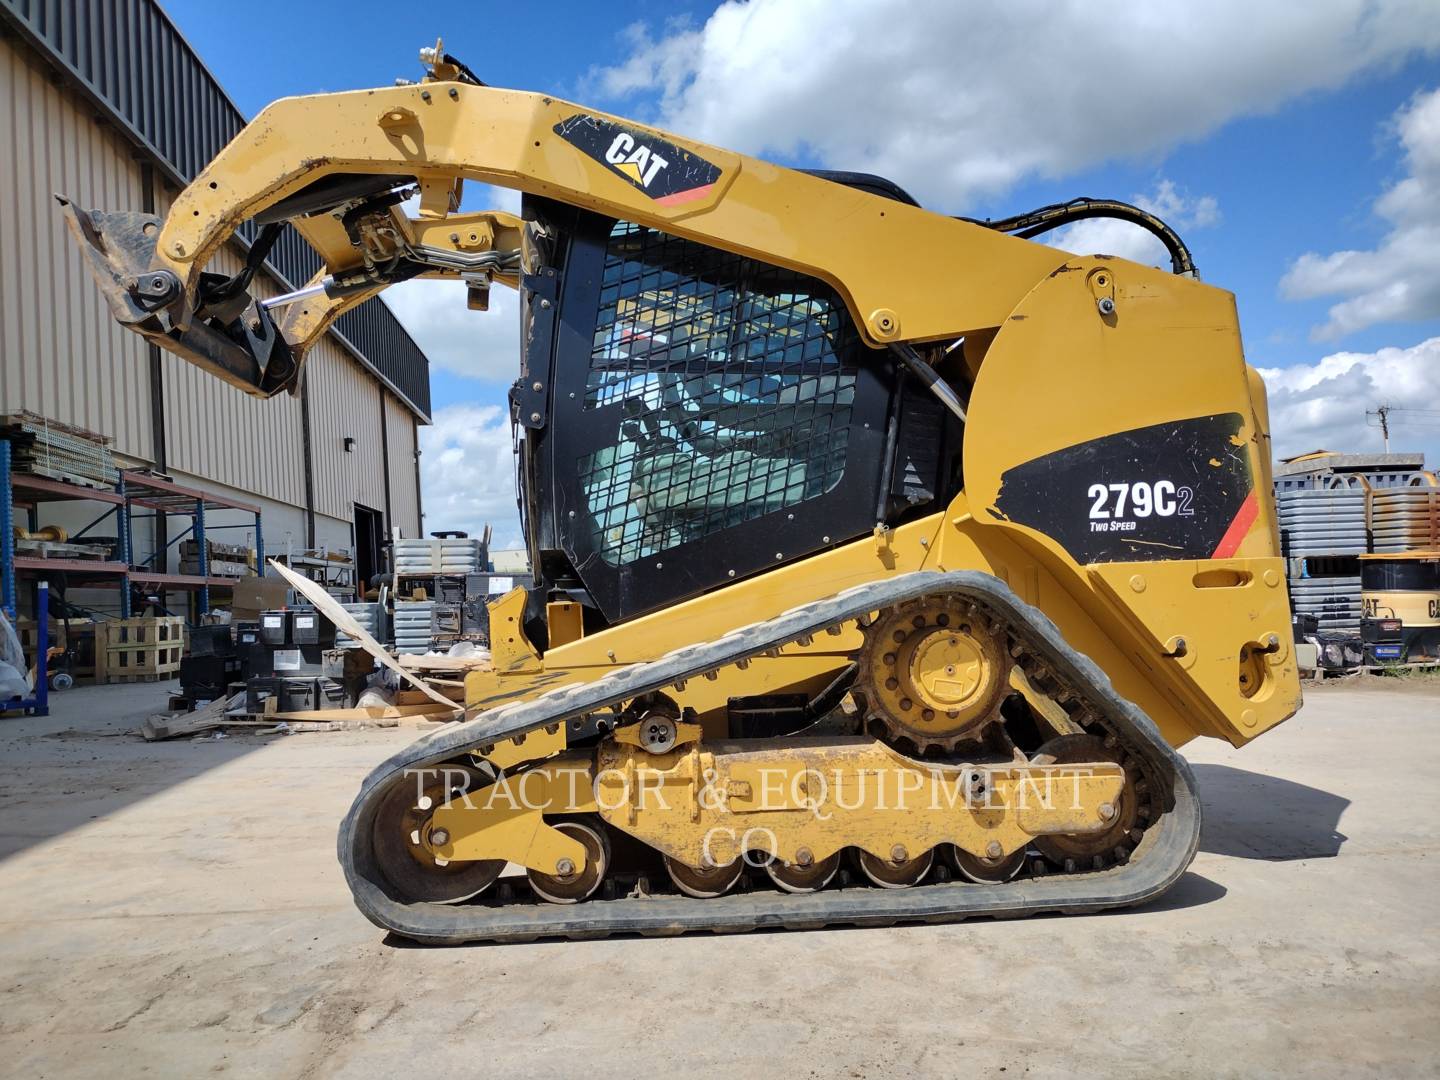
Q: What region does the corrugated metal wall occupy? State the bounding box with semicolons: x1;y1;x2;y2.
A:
0;0;433;420
385;395;421;537
306;339;388;522
0;37;152;459
0;29;427;537
152;181;307;505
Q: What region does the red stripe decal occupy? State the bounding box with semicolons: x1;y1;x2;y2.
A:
655;183;715;206
1211;491;1258;559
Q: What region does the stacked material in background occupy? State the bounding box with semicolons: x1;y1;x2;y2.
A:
180;539;254;578
2;411;119;488
1277;488;1367;556
1288;574;1364;632
393;600;435;654
97;616;184;683
335;601;389;650
1369;488;1440;553
1279;488;1367;633
392;536;483;574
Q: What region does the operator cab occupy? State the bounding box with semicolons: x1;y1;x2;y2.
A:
513;186;963;632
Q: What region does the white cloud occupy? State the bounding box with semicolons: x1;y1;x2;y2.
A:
418;403;524;549
1281;86;1440;340
391;185;529;549
383;278;519;382
1259;336;1440;463
1044;180;1220;269
591;1;1440;210
382;182;524;383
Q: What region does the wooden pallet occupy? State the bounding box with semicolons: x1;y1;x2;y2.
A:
15;539;113;560
179;559;252;579
142;692;254;741
17;463;117;490
97;616;184;683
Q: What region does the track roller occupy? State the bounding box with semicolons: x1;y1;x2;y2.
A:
664;855;745;899
765;851;841;893
1031;733;1146;870
527;818;611;904
945;844;1028;884
857;846;935;889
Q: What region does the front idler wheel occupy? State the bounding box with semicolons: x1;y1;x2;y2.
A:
370;764;504;904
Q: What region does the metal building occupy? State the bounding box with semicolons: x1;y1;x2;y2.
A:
0;0;430;598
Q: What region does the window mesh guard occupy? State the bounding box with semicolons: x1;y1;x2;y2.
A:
578;222;860;567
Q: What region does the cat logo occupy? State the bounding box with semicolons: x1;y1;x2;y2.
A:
604;132;669;188
553;114;723;205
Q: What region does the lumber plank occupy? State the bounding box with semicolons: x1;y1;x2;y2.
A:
140;692;245;741
273;719;402;732
266;703;461;722
396;654;492;672
395;684;465;705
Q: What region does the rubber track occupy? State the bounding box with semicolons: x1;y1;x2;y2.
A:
338;571;1201;943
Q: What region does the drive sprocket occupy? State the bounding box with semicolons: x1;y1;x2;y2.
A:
854;598;1013;753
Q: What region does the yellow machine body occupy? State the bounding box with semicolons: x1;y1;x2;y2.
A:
64;44;1301;938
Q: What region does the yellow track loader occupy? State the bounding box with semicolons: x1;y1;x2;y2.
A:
62;43;1301;942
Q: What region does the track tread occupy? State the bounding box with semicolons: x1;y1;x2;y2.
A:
338;571;1201;943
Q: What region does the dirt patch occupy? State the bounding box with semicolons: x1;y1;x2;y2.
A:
1305;671;1440;696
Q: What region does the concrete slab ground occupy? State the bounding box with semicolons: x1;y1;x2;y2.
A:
0;677;1436;1078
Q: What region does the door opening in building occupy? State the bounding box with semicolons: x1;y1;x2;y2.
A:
353;503;384;589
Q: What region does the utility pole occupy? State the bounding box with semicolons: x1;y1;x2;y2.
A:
1367;404;1391;453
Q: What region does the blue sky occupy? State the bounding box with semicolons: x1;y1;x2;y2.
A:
163;0;1440;543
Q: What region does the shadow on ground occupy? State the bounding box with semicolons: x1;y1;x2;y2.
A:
0;681;274;862
1139;869;1229;912
1194;763;1349;860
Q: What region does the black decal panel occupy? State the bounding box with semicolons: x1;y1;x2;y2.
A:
990;413;1253;563
554;115;722;203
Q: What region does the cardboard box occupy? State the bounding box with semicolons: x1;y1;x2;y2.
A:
231;577;289;619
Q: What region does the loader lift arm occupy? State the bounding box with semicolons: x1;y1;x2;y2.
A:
60;54;1081;398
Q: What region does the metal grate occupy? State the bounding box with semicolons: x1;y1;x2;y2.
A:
578;223;858;566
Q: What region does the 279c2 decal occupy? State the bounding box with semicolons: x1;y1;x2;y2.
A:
991;414;1253;563
1086;480;1195;532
